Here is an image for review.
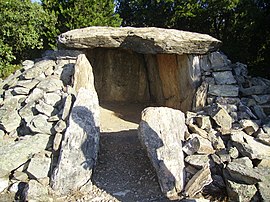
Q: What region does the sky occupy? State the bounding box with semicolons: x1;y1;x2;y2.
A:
31;0;41;3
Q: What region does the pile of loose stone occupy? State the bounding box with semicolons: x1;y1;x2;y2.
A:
182;54;270;201
0;50;83;201
0;49;270;202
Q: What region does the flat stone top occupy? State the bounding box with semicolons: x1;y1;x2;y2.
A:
58;26;221;55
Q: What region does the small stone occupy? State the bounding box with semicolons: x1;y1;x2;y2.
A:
192;81;208;111
211;105;232;130
239;119;259;135
37;76;63;92
44;92;61;106
12;87;30;95
36;100;55;117
25;88;44;103
183;137;200;155
28;180;48;200
212;71;236;85
194;116;212;131
257;159;270;169
184;165;212;197
61;94;74;121
207;130;225;150
16;79;40;90
240;85;270;96
185;155;210;168
23;59;56;79
12;171;28;181
188;123;208;139
252;94;270;105
228;147;239;159
0;130;5;139
19;102;36;123
252;105;267;120
208;85;239;97
225;179;257;202
233;157;253;168
22;60;34;70
0;109;21;133
27;156;51;179
254;128;270;146
29;114;54;134
190;134;215;154
54;120;66;133
53;133;63;151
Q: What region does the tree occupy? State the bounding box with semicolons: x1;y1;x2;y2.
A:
116;0;270;77
0;0;57;78
42;0;122;34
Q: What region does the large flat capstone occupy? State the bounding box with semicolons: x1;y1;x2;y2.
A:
58;26;221;55
138;107;187;199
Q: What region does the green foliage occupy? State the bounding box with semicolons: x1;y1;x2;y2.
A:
42;0;122;33
0;0;57;78
116;0;270;77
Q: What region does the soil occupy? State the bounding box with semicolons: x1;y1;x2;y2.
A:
91;102;172;202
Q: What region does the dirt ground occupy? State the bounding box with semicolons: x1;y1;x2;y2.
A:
91;102;172;202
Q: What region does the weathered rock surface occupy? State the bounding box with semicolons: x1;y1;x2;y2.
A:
59;26;221;54
51;88;100;195
138;107;187;199
0;134;50;171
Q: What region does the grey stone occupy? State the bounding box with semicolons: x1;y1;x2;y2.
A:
189;134;215;154
29;114;54;134
239;119;259;135
185;155;210;168
208;85;239;97
240;85;270;96
0;130;5;139
184;166;212;198
226;161;261;184
209;52;231;71
44;92;62;106
263;122;270;135
36;100;55;117
252;94;270;105
15;79;40;90
231;130;270;159
28;180;49;200
194;116;212;131
207;130;225;150
19;102;36;123
23;59;56;79
188;123;208;139
25;88;44;103
22;60;34;70
54;120;66;133
233;157;253;167
252;105;267;120
59;27;221;54
192;81;208;111
0;109;21;133
254;128;270;146
61;95;73;121
37;76;63;92
12;171;28;181
138;107;186;199
183;137;200;155
53;133;62;152
0;134;50;171
225;179;257;202
27;156;51;179
51;87;100;196
12;87;30;95
73;54;96;93
210;105;232;130
228;147;239;159
59;63;75;86
213;71;236;85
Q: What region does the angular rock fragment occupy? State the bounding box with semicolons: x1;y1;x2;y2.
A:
185;155;210;168
138;107;186;199
23;59;56;79
189;134;215;154
212;71;236;85
184;166;212;197
183;137;200;155
37;76;63;92
208;85;239;97
35;100;55;117
29;114;54;134
0;134;50;171
210;105;232;130
239;119;259;135
27;156;51;179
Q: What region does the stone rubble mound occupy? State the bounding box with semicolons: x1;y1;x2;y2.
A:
0;49;270;201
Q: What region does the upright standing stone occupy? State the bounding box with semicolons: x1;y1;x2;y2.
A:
138;107;187;199
51;87;100;195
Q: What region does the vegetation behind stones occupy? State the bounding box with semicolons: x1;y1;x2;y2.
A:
0;0;269;78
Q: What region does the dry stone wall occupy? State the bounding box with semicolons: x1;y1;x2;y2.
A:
0;26;270;201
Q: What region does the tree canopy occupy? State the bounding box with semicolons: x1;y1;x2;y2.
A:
116;0;270;77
